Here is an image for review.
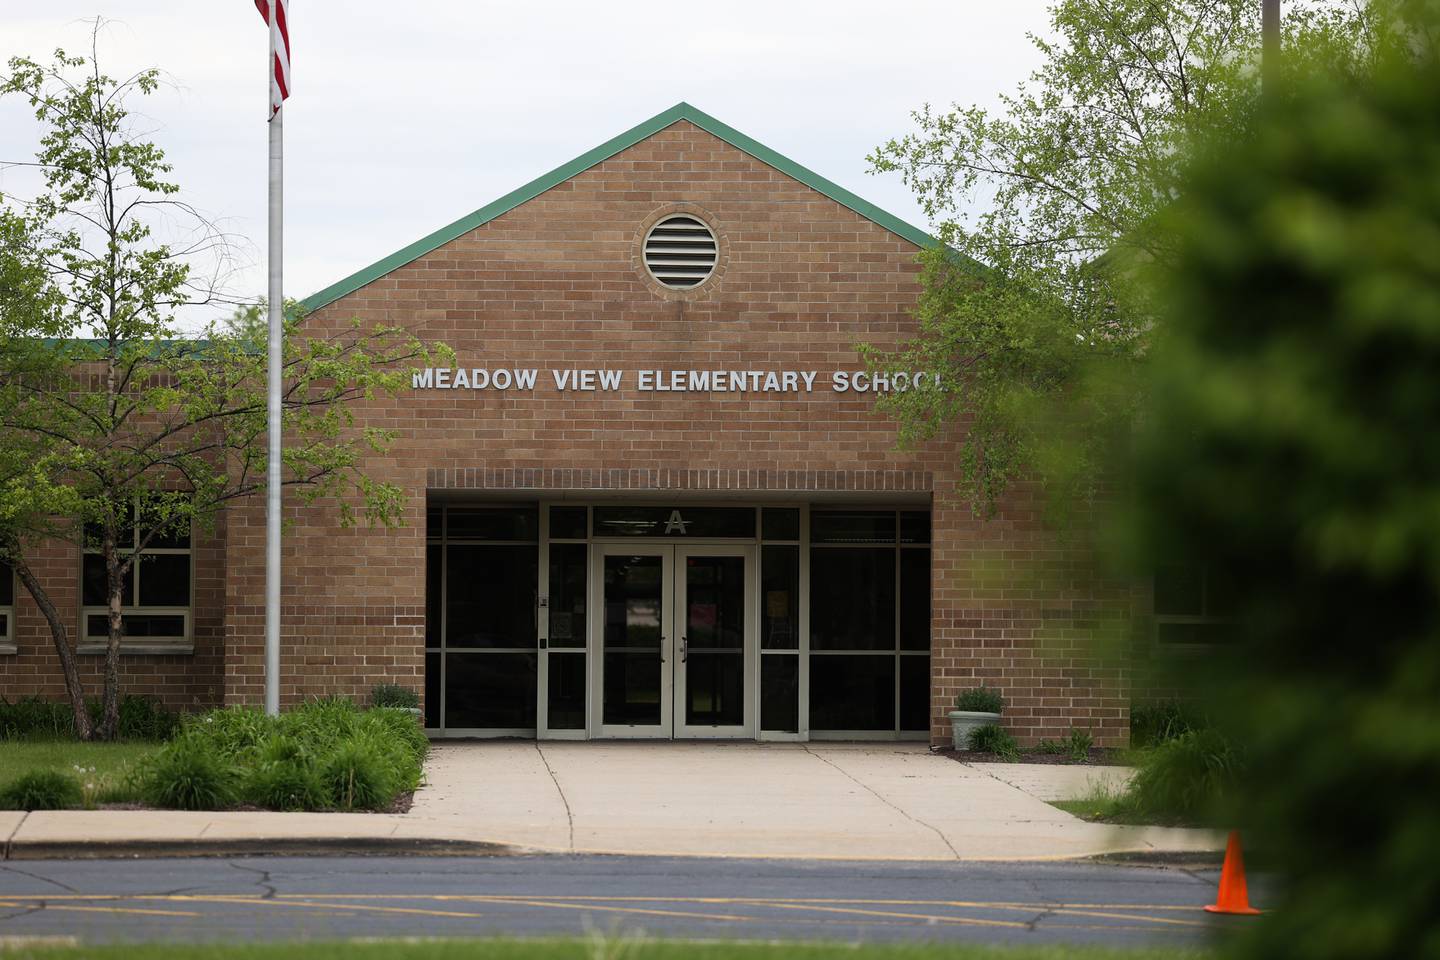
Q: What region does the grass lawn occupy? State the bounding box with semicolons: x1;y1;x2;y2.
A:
0;738;156;806
1049;794;1201;829
0;940;1213;960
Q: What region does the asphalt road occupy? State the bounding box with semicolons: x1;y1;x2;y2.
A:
0;854;1252;949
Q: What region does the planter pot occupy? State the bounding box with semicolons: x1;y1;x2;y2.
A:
948;710;1002;750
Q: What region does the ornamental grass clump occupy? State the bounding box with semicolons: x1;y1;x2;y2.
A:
0;769;84;810
968;723;1020;760
137;734;238;811
140;698;428;812
321;735;398;811
370;684;420;710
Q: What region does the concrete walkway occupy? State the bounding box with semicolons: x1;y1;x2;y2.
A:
407;741;1215;860
1;742;1220;862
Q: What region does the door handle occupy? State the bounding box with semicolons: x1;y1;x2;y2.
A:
681;636;688;663
660;637;666;664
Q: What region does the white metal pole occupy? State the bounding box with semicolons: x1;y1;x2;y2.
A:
264;89;284;715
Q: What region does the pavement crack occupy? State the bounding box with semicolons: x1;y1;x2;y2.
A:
225;860;277;899
0;864;78;894
535;743;576;854
802;745;962;861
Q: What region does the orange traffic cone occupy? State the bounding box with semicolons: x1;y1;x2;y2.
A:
1205;830;1262;915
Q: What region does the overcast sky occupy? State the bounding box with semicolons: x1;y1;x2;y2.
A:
2;2;1053;327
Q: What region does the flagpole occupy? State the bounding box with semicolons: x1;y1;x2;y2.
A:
264;44;284;717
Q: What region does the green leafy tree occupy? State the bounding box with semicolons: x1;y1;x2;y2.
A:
868;0;1382;517
0;32;451;740
1133;12;1440;957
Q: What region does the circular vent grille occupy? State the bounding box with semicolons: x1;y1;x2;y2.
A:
643;215;718;288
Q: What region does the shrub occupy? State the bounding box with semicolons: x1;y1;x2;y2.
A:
245;760;326;812
183;707;272;761
364;706;430;766
117;696;181;741
954;685;1004;714
138;735;238;810
370;684;420;710
968;723;1020;760
0;697;75;740
145;700;429;812
1123;728;1239;823
0;769;83;810
1065;727;1094;762
321;735;398;811
1129;700;1201;749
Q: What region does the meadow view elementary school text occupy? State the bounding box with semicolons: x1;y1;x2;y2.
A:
0;102;1190;747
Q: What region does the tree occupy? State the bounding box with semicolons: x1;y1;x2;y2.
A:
1133;13;1440;955
0;30;450;740
868;0;1381;517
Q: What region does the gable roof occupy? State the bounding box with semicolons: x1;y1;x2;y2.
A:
300;101;945;312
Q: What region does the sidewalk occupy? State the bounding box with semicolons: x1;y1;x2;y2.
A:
1;742;1221;862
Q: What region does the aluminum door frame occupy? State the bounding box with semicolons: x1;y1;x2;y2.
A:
590;544;675;739
673;543;756;739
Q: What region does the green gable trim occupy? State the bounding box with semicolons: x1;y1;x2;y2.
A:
301;102;956;312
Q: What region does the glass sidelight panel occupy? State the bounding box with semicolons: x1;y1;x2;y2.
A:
548;544;587;648
547;652;586;730
602;554;665;726
682;555;745;727
446;652;537;728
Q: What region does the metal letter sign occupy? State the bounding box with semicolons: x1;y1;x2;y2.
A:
664;510;690;535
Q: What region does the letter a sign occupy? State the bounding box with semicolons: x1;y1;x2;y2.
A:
664;510;689;535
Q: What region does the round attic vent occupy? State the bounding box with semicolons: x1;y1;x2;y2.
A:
643;215;718;289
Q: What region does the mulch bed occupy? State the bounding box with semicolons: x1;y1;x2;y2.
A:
937;747;1131;766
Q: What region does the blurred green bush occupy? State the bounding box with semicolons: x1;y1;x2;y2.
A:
1133;15;1440;957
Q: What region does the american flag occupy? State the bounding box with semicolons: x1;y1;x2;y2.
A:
255;0;290;117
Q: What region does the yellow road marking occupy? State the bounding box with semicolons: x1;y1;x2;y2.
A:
25;905;202;918
752;901;1030;929
445;896;758;924
0;891;1213;930
164;897;492;922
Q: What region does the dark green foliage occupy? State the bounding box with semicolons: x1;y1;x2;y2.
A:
139;700;427;812
1129;701;1202;749
0;697;72;739
967;724;1020;760
953;686;1004;713
1064;728;1094;762
370;684;420;710
0;769;83;810
115;696;181;741
1122;729;1239;823
181;707;272;760
137;735;237;811
244;736;326;812
0;695;178;741
320;736;398;811
1134;23;1440;958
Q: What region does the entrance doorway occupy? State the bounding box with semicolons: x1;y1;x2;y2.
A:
591;544;754;739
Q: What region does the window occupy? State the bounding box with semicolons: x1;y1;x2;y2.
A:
81;502;192;646
1;560;14;647
427;504;539;731
1154;561;1237;647
809;509;931;734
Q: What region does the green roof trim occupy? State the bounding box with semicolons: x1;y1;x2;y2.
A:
301;102;951;312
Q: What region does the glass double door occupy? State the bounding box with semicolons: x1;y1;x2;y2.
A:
594;544;754;738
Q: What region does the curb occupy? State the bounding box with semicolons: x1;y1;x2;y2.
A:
3;837;524;861
1087;850;1226;868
